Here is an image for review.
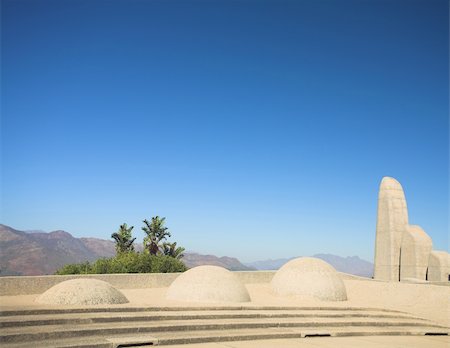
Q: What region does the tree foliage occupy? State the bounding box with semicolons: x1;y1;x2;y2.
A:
55;253;187;275
162;242;185;260
111;223;136;254
142;216;171;255
54;261;91;275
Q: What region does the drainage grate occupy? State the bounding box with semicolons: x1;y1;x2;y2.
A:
108;335;158;347
304;334;331;338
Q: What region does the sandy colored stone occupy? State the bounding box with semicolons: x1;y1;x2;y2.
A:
400;225;432;281
374;177;409;281
344;279;450;327
428;250;450;282
271;257;347;301
162;336;450;348
166;265;251;303
2;276;449;327
36;278;129;305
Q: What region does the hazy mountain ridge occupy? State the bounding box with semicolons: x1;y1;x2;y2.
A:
79;237;117;258
0;224;252;275
245;254;373;277
183;253;254;271
1;224;372;277
0;225;101;276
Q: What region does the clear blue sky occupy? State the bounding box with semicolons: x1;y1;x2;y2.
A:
1;0;448;262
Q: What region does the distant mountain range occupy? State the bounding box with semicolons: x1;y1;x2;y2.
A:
182;253;254;271
0;224;373;277
245;254;373;277
0;224;253;276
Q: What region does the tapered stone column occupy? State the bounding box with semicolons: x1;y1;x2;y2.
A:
400;225;432;281
373;177;409;281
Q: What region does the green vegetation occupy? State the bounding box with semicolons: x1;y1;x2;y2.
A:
55;253;187;275
111;223;136;254
141;216;185;259
55;216;187;275
142;216;171;254
162;241;185;260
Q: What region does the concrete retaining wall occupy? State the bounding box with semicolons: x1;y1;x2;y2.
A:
0;271;276;296
1;270;444;296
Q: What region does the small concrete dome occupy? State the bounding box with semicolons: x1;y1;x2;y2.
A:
271;257;347;301
166;265;251;303
36;279;129;305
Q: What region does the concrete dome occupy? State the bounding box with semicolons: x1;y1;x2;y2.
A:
166;265;251;303
36;279;129;305
271;257;347;301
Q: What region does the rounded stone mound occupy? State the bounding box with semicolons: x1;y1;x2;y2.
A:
36;279;129;305
166;265;251;303
271;257;347;301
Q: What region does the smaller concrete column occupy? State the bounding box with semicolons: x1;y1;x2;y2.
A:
400;225;432;281
428;250;450;282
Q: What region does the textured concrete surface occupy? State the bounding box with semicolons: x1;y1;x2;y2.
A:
36;278;129;305
0;271;276;296
271;257;347;301
373;177;450;284
374;177;408;281
428;251;450;282
1;306;447;347
166;266;251;303
2;278;448;327
0;273;180;296
400;225;432;281
163;336;450;348
1;277;448;347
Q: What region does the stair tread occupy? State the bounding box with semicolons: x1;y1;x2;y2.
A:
1;325;449;348
1;315;440;330
1;317;445;341
0;310;424;327
0;305;408;317
156;325;450;336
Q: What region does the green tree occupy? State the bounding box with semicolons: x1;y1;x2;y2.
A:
162;242;185;260
142;216;171;255
111;223;136;254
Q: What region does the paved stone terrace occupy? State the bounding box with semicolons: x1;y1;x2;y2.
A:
1;275;449;347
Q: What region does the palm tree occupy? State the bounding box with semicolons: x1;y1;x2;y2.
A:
142;216;171;255
162;242;185;259
111;223;136;254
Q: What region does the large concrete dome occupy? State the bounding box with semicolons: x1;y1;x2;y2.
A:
166;265;251;303
36;279;129;305
271;257;347;301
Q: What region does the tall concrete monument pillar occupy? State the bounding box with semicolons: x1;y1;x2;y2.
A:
373;177;409;281
374;176;448;282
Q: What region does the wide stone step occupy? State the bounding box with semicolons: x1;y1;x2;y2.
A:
0;316;445;344
0;305;408;317
0;309;425;328
154;326;450;346
1;306;446;347
2;326;449;348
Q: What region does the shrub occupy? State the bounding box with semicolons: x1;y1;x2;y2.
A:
55;253;187;275
55;261;91;275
